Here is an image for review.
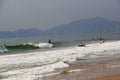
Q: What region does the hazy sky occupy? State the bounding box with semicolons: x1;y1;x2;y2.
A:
0;0;120;31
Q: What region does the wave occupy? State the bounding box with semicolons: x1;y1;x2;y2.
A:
0;41;120;80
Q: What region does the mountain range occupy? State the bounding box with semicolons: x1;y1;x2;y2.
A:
0;17;120;38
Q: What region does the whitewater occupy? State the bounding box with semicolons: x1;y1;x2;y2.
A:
0;41;120;80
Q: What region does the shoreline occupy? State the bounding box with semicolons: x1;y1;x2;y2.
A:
41;55;120;80
0;41;120;80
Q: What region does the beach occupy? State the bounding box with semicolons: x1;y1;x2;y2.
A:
0;41;120;80
42;55;120;80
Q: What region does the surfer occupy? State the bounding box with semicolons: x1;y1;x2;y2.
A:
48;39;52;43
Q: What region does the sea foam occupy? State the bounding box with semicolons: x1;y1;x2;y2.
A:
0;41;120;80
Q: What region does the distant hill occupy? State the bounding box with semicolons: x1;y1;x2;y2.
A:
0;17;120;38
46;17;120;35
0;28;43;38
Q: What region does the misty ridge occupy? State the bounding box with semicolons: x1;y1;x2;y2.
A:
0;17;120;38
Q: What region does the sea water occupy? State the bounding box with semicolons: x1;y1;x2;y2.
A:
0;35;95;54
0;34;120;45
0;35;120;80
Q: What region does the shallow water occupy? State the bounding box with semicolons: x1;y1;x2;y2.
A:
0;41;120;80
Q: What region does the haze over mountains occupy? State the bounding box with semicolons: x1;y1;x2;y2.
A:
0;17;120;38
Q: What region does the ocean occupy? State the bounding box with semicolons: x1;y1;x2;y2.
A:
0;35;108;55
0;34;120;80
0;34;98;54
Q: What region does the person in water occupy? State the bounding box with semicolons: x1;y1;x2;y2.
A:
48;39;52;43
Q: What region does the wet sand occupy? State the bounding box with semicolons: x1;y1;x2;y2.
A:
41;55;120;80
91;73;120;80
